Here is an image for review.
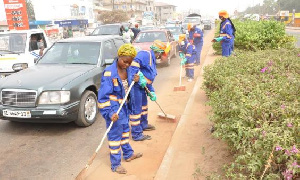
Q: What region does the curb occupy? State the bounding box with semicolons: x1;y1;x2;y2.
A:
285;26;300;30
154;47;214;180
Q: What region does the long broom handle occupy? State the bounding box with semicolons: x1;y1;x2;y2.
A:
144;86;168;117
179;64;182;86
95;80;135;153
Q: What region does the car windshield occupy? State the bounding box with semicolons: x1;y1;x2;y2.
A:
39;42;101;65
0;33;27;54
183;18;200;24
203;20;210;24
135;32;167;43
165;27;182;35
92;25;120;35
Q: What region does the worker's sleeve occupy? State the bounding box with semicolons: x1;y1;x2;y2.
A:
146;84;155;92
98;74;118;120
186;44;193;61
221;23;233;42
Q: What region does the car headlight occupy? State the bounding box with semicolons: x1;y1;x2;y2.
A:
12;63;28;71
38;91;70;104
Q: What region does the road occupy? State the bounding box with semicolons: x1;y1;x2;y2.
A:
0;29;213;180
286;28;300;48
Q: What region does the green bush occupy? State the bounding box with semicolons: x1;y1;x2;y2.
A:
213;20;295;54
203;49;300;179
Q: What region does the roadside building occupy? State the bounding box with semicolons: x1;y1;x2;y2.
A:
154;2;176;24
102;0;147;22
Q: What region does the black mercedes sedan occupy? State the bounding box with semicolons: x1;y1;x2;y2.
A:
0;35;125;127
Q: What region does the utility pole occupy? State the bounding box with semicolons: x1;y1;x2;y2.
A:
112;0;114;10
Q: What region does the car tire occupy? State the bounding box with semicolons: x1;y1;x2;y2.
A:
75;90;98;127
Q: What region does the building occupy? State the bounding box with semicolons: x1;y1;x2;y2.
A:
146;0;154;12
31;0;95;28
102;0;147;20
154;2;176;24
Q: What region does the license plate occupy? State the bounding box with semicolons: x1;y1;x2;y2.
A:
3;110;31;118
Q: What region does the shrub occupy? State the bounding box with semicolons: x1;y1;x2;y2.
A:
213;20;295;54
203;49;300;179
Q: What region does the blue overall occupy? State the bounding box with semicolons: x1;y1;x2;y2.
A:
128;50;157;141
220;19;234;57
179;39;196;79
189;27;203;65
98;60;134;171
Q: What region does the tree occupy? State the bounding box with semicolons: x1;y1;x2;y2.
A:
98;10;130;24
277;0;300;12
26;0;36;20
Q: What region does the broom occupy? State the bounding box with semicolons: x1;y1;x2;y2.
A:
144;86;176;120
75;80;135;180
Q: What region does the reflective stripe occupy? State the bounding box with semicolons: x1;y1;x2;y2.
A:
131;61;140;67
142;106;148;110
222;22;231;30
186;54;192;57
186;63;194;66
104;71;111;76
122;132;130;138
130;120;141;126
121;139;129;145
130;114;141;119
110;148;121;154
142;111;148;115
108;141;121;147
144;76;152;84
98;101;111;109
109;95;118;101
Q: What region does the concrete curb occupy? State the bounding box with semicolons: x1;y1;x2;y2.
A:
154;47;214;180
286;26;300;30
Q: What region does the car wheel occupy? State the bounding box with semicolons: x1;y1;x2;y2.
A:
75;90;98;127
165;56;171;67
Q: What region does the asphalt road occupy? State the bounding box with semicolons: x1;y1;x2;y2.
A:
286;28;300;48
0;30;211;180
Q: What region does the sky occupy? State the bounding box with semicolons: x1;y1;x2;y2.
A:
0;0;264;21
160;0;264;18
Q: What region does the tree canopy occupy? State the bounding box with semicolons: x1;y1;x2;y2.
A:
243;0;300;15
98;10;130;24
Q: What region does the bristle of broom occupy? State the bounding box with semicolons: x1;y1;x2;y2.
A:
173;86;186;91
157;112;176;120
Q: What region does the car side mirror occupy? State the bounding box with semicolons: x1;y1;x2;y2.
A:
104;58;114;66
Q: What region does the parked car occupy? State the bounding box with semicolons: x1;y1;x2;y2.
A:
163;26;184;41
90;23;130;36
139;26;156;32
132;29;177;66
0;29;51;78
203;20;212;30
0;35;125;127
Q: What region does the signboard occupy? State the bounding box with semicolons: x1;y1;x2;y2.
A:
4;0;29;30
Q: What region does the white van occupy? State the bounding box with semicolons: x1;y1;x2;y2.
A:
0;29;50;78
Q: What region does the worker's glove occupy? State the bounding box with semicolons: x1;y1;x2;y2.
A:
214;37;223;42
148;91;157;101
179;52;185;59
138;71;147;88
180;57;187;65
